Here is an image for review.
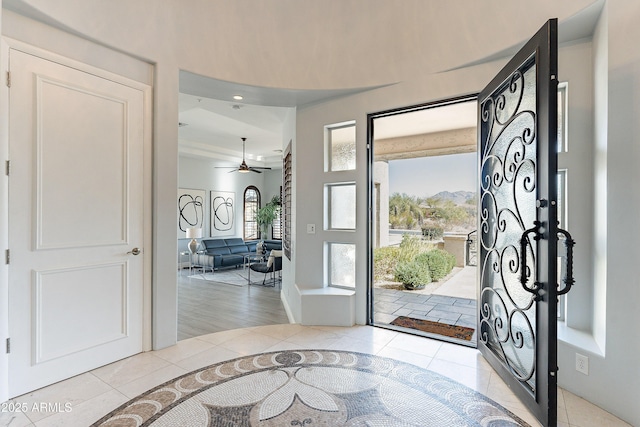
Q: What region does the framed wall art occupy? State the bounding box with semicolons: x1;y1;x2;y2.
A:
210;190;235;237
178;188;205;238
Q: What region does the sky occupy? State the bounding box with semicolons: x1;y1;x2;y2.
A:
387;152;477;198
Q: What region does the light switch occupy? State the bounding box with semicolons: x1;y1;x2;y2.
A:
307;224;316;234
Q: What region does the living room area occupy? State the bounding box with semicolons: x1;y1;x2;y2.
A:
176;91;294;340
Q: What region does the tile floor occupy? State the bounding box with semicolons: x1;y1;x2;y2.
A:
0;324;631;427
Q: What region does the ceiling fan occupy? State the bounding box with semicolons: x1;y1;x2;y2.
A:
216;137;272;174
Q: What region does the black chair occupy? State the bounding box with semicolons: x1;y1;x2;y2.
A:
248;250;282;286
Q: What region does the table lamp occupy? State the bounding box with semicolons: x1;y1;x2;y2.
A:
186;227;202;254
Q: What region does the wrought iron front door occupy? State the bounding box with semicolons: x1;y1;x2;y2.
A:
478;19;568;427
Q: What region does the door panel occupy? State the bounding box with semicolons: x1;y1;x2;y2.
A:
478;20;558;426
8;49;145;397
36;76;129;249
34;263;128;363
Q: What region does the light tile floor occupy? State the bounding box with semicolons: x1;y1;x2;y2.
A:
0;324;631;427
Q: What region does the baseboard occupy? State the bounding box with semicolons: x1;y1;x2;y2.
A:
280;291;296;324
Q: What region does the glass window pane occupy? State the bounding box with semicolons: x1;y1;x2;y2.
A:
244;186;260;240
557;170;567;320
329;124;356;171
557;83;567;152
330;243;356;288
328;183;356;229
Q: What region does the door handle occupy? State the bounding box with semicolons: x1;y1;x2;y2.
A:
127;247;141;256
557;228;575;296
519;221;542;296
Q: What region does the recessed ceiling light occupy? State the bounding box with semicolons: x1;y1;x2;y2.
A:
233;95;243;100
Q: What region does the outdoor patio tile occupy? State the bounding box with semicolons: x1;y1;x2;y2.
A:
375;295;402;303
374;289;400;296
435;303;476;316
454;298;477;307
457;314;476;325
392;308;414;316
374;290;402;299
374;301;405;313
396;294;432;303
426;295;457;305
424;309;461;322
373;313;398;324
408;312;436;321
402;302;437;311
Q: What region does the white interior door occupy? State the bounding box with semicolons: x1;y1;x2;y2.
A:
8;49;145;397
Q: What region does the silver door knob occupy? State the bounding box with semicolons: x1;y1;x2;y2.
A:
127;248;141;256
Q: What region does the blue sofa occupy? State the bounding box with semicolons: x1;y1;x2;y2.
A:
195;238;281;271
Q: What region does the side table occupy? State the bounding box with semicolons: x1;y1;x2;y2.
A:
243;253;266;270
179;251;191;275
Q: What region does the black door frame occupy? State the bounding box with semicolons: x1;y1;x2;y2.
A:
366;94;478;334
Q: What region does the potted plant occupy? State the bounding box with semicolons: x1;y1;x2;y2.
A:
394;258;431;290
256;195;281;241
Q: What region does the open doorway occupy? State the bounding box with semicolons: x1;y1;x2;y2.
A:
369;96;478;347
176;90;291;340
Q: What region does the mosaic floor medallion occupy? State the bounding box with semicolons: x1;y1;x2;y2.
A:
91;350;531;426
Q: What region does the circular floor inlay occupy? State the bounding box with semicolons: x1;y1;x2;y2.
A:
92;350;530;426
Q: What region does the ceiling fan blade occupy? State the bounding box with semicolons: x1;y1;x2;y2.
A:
250;166;272;170
215;166;238;169
228;169;238;173
249;168;263;173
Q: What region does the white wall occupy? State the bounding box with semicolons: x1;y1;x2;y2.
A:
560;2;640;424
178;155;282;246
279;109;297;322
0;1;7;405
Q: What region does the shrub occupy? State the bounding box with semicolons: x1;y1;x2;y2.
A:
373;246;401;281
398;235;433;263
394;259;432;290
373;236;435;285
416;249;456;281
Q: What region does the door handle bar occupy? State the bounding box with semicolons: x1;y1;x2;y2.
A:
557;228;575;296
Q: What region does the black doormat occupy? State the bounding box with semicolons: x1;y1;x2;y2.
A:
390;316;475;341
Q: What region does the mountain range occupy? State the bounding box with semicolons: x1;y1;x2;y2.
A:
429;190;476;205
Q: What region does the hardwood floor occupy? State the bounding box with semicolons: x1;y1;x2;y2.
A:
177;271;289;340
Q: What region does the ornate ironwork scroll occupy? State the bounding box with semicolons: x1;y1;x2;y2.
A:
479;56;538;393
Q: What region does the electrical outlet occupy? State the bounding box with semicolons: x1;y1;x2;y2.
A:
576;353;589;375
307;224;316;234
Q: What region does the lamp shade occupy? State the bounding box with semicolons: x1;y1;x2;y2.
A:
186;227;202;239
